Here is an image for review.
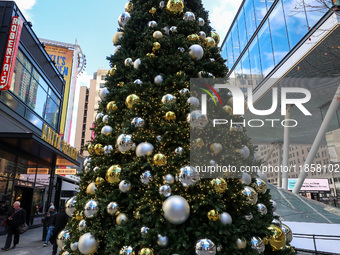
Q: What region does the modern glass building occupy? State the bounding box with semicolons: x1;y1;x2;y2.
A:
221;0;330;90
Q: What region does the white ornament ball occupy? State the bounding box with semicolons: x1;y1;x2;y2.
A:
157;234;169;247
187;96;200;106
70;242;78;251
189;44;204;60
154;75;164;85
99;87;109;100
119;180;131;193
124;58;133;66
78;232;99;255
134;58;141;69
219;212;232;225
101;125;113;136
136;142;154;157
162;195;190;225
198;17;205;26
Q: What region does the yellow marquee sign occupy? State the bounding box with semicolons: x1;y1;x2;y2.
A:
41;124;78;160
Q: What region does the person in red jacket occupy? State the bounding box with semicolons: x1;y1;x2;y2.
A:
1;201;26;251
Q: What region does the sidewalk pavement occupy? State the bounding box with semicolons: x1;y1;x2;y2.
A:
0;227;54;255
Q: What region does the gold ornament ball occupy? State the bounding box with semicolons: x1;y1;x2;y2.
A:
95;177;104;186
241;186;258;205
106;165;122;184
106;101;118;112
125;94;140;109
153;31;163;39
253;177;267;194
267;224;286;251
192;138;204;149
176;71;185;76
166;0;184;14
187;34;200;41
149;7;157;15
210;143;223;154
117;81;125;87
210;178;227;193
223;105;233;115
113;32;124;45
138;248;154;255
153;153;167;166
87;144;94;154
165;111;176;121
236;238;247;249
94;144;104;155
116;213;128;225
109;65;117;76
153;42;161;50
125;1;133;12
75;211;83;220
146;53;155;58
207;209;220;221
86;182;96;195
211;31;220;44
203;37;216;48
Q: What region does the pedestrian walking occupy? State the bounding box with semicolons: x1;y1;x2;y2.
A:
43;205;56;247
1;201;26;251
50;206;69;255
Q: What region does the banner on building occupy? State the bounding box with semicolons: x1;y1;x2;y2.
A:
44;45;74;136
0;16;23;91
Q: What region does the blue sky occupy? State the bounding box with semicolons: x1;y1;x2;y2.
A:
12;0;242;87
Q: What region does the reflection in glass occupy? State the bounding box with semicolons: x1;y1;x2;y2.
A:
238;8;248;52
48;88;60;106
27;79;47;117
244;0;257;40
226;36;234;68
248;36;263;86
10;61;31;103
282;0;308;48
303;0;327;29
269;0;290;65
266;0;275;9
257;20;275;77
45;96;59;129
253;0;267;26
231;25;240;61
241;50;252;91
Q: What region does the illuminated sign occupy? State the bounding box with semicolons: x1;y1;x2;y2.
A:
44;45;74;136
41;124;78;160
288;178;330;191
55;168;77;175
27;168;49;174
0;16;23;91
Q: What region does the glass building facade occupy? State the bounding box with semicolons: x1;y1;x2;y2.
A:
221;0;328;89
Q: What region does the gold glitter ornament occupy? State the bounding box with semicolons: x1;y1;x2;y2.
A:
125;1;133;12
125;94;140;109
95;177;104;186
149;7;157;15
207;209;220;221
187;34;200;41
203;37;216;48
210;178;227;193
211;31;220;44
94;144;104;155
106;101;118;112
153;153;167;166
165;111;176;121
109;65;117;76
166;0;184;14
106;165;122;184
138;248;154;255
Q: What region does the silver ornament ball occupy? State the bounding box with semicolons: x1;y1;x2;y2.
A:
78;219;86;231
159;184;171;197
101;125;113;136
183;11;196;21
119;180;132;193
154;75;164;85
157;234;169;247
219;212;232;225
163;174;175;185
195;239;216;255
56;229;70;250
84;200;99;218
107;202;119;215
118;12;131;28
140;171;153;185
178;166;200;187
136;142;154;157
65;196;76;217
162;195;190;225
99;87;109;101
189;44;204;60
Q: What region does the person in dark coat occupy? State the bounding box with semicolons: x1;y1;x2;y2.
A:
1;201;26;251
50;207;69;255
43;205;56;246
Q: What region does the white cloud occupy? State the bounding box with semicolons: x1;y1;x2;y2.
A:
202;0;242;45
4;0;36;21
77;71;92;88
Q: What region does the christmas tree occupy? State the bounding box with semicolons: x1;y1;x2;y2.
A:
60;0;296;254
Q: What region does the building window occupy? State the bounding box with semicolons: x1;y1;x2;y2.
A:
101;75;106;80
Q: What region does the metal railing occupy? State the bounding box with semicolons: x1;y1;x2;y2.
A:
293;233;340;255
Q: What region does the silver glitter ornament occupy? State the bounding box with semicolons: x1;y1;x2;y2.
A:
195;239;216;255
107;202;119;215
140;171;153;185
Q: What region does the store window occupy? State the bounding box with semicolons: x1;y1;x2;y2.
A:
8;49;61;130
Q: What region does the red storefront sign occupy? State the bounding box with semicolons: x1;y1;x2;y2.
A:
0;16;23;91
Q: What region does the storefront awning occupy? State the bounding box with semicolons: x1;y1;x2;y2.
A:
0;132;80;166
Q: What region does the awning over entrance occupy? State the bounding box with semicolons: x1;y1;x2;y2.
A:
0;132;80;166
